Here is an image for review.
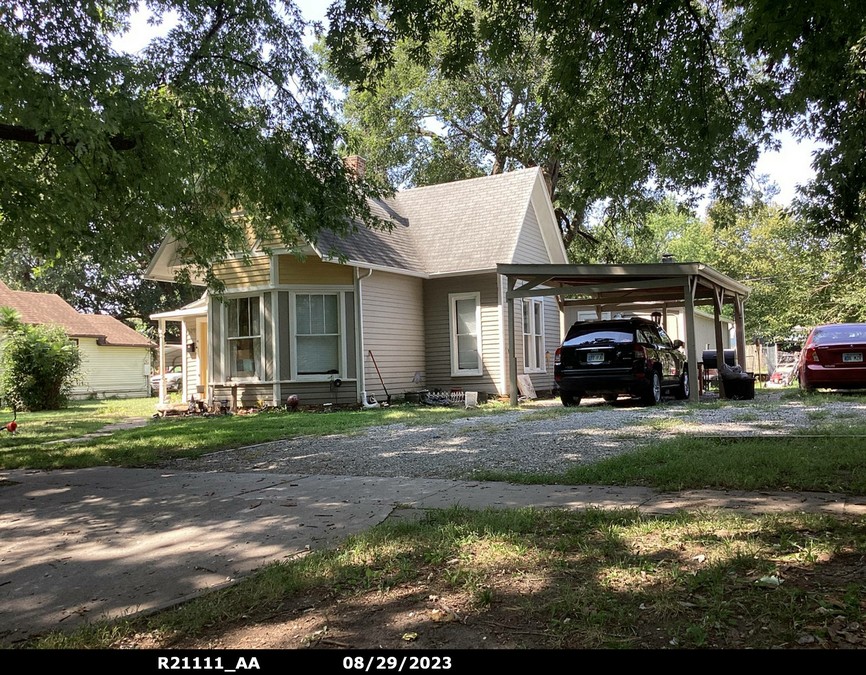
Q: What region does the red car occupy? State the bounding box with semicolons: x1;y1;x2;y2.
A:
799;323;866;391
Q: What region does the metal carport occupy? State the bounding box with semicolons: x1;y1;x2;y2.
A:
498;263;751;405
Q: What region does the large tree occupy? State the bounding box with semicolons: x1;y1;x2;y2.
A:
326;0;866;249
319;19;610;247
0;0;384;288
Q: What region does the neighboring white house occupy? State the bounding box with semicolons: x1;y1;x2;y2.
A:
0;282;155;398
564;306;734;351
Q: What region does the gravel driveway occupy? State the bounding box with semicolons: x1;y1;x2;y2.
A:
164;394;866;479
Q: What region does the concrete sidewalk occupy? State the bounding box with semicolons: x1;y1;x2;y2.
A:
1;467;865;643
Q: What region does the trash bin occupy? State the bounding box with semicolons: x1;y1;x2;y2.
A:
722;377;755;400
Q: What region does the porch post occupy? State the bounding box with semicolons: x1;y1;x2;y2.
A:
712;286;727;399
682;278;699;403
733;294;747;369
662;304;668;332
181;319;188;402
158;318;167;403
508;279;519;406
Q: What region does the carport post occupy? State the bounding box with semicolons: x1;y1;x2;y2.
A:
158;318;167;403
733;294;747;368
713;287;727;399
682;278;700;403
508;291;519;407
181;319;188;402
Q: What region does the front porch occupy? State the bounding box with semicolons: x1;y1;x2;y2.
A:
150;296;208;412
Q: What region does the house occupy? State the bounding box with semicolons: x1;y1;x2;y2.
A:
0;282;155;398
564;307;734;351
146;166;568;407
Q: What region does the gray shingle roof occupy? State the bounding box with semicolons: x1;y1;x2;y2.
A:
317;197;426;273
317;168;541;275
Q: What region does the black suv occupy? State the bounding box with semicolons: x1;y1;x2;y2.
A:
554;317;689;406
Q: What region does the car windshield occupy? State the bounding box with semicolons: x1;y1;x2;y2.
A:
811;325;866;345
564;329;633;347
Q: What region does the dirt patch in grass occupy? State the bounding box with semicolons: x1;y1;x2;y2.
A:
26;508;866;650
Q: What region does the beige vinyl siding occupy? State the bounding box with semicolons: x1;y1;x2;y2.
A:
503;201;563;395
512;203;550;263
182;317;200;397
361;271;425;398
278;254;354;285
423;274;502;394
213;257;271;288
72;339;151;398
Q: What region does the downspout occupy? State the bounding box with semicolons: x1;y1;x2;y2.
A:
355;267;377;407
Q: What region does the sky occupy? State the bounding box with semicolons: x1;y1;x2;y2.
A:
118;1;819;208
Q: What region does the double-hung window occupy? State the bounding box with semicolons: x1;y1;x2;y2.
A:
228;296;261;379
449;292;482;376
522;298;545;372
295;293;340;377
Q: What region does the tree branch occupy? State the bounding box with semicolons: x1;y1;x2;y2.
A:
0;123;136;151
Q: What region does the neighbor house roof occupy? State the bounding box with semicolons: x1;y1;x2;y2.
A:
0;282;155;348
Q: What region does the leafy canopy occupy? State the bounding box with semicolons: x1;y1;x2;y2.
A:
0;1;384;286
326;0;866;248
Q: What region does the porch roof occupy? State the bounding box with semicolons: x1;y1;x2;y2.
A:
150;295;208;321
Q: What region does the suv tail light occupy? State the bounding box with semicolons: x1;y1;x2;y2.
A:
633;344;647;360
804;346;820;363
554;347;562;366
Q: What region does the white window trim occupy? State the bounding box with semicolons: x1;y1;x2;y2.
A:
225;293;264;382
522;297;546;374
449;291;483;377
289;291;345;382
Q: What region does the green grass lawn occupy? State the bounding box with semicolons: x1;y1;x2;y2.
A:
473;418;866;494
25;507;866;650
0;398;512;471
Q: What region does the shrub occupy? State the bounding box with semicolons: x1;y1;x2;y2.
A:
0;307;82;411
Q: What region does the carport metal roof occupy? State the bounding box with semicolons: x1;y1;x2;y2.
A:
497;262;751;404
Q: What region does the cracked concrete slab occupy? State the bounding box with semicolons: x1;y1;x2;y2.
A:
1;467;863;643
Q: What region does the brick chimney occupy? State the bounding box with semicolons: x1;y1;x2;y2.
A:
343;155;366;181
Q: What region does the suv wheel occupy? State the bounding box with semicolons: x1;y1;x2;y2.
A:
641;370;662;406
674;369;689;400
561;393;581;407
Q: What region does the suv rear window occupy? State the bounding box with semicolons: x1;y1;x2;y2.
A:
563;328;634;347
811;325;866;345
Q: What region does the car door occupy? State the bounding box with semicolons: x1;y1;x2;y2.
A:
637;327;660;375
656;326;682;384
